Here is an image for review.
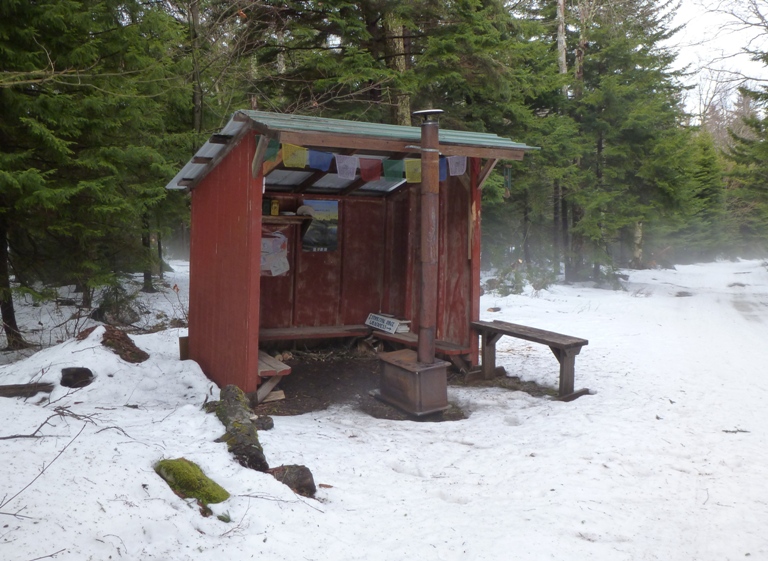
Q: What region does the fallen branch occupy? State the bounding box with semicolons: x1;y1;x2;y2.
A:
0;383;54;398
26;548;66;561
0;423;86;514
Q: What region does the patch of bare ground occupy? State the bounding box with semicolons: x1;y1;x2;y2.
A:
250;345;556;421
77;325;149;363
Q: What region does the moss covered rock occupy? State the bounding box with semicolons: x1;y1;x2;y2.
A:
155;457;229;505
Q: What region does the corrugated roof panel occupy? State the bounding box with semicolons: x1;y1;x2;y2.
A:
195;143;225;159
220;119;247;137
312;174;353;190
265;169;314;186
358;179;407;193
238;110;535;151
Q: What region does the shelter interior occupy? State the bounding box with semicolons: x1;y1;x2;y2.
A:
167;111;534;392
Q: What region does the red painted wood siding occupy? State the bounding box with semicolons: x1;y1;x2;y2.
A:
383;189;411;319
189;135;262;392
340;199;386;323
258;195;386;328
259;223;295;328
437;176;471;346
188;140;482;394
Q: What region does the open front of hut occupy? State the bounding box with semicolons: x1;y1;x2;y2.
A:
166;110;537;398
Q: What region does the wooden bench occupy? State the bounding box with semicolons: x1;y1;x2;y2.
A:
260;324;371;342
256;350;291;404
471;320;589;401
371;331;470;356
371;330;473;373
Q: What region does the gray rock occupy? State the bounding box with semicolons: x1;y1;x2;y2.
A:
269;464;316;497
250;415;274;431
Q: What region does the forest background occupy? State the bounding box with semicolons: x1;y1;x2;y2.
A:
2;0;768;350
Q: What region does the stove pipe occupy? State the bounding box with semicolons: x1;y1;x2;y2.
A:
413;109;443;364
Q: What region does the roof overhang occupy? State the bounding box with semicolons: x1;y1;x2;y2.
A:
166;110;538;196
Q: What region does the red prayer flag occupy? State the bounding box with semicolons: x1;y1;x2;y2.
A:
359;158;382;182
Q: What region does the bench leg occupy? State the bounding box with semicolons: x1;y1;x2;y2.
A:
255;375;283;404
481;332;503;380
550;347;582;397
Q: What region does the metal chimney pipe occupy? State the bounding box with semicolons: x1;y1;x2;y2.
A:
413;109;443;364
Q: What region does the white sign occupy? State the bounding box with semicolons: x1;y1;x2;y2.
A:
365;313;400;334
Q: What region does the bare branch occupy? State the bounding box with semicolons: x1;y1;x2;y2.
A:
0;423;87;512
26;549;67;561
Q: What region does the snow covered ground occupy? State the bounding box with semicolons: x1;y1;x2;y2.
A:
2;259;768;561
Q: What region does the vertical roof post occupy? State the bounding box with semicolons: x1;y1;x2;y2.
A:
413;109;443;364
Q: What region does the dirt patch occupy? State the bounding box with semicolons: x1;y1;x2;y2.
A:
250;347;555;421
456;372;558;398
77;325;149;363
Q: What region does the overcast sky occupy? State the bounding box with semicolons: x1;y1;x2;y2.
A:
669;0;768;111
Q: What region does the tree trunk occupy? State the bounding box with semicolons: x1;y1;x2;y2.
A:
574;2;591;100
523;190;532;266
157;229;164;280
632;221;644;268
141;214;155;293
557;0;568;98
82;284;92;309
570;204;585;280
190;0;203;133
0;216;27;349
560;185;571;280
384;14;411;126
553;181;561;274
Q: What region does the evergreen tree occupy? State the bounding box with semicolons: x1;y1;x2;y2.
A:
563;0;690;275
726;102;768;253
0;0;189;346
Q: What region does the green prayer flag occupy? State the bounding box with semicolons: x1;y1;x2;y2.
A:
383;159;404;181
265;139;280;161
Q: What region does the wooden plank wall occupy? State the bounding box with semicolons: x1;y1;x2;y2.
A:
258;179;475;354
383;189;412;320
189;135;262;392
437;176;471;346
340;199;386;324
190;146;482;393
260;195;387;328
259;223;295;328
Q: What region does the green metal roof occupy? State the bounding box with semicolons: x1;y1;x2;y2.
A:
166;110;538;192
237;110;537;152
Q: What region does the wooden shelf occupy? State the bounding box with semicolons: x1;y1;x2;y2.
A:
262;215;312;225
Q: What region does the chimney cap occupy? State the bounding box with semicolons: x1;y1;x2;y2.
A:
412;109;444;122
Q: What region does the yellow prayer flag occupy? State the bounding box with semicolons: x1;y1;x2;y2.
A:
405;159;422;183
282;143;308;168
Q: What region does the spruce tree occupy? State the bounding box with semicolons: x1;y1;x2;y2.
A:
0;0;189;345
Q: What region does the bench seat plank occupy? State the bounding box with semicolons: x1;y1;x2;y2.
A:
470;320;588;398
258;350;291;377
372;331;470;356
472;320;588;350
260;325;370;341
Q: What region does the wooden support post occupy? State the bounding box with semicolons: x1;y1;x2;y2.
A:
550;346;582;397
255;376;282;404
477;159;499;190
481;331;503;380
251;134;270;178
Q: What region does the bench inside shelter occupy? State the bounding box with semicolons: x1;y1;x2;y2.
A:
471;320;589;401
260;324;471;363
260;325;371;342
